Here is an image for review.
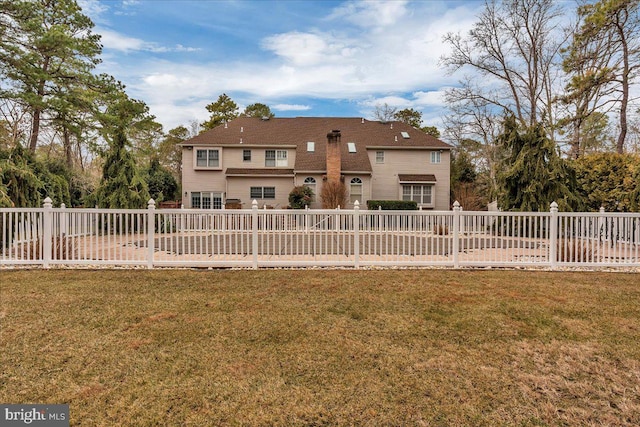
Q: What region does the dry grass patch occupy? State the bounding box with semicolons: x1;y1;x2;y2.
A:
1;269;639;426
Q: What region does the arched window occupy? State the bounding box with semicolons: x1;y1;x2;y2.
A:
350;177;362;204
303;177;316;202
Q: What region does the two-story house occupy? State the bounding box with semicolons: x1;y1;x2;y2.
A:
180;117;451;209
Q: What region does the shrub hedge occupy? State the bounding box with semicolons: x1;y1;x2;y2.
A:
366;200;418;210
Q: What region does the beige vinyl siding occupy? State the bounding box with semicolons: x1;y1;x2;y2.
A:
226;176;294;208
182;146;298;207
182;147;226;207
367;149;450;210
220;147;296;169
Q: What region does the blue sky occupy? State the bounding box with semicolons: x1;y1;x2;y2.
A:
79;0;484;132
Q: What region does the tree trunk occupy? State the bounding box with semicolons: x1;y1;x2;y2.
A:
28;56;50;153
28;108;41;152
571;121;581;159
616;9;630;154
63;126;73;168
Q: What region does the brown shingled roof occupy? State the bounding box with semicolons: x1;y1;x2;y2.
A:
398;174;437;182
183;117;451;173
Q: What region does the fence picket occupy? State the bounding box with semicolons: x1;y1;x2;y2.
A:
1;200;639;269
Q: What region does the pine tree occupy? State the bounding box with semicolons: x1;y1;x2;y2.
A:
0;0;102;152
564;0;640;154
394;108;423;128
201;93;239;130
242;103;274;119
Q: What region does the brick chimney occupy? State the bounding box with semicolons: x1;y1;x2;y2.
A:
326;130;342;184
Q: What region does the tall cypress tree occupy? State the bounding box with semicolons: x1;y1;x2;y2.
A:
92;128;149;209
497;115;582;212
91;98;150;209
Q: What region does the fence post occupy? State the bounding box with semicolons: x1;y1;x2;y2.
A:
353;200;360;269
549;201;558;269
597;206;605;262
453;201;460;268
60;203;68;237
598;206;606;242
42;197;53;268
147;199;155;269
252;200;258;269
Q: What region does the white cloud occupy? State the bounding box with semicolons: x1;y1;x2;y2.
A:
147;101;210;130
77;0;109;24
329;0;409;29
412;90;448;107
360;96;412;109
273;104;311;111
262;32;327;66
262;32;358;66
98;1;481;129
98;28;145;51
98;27;200;53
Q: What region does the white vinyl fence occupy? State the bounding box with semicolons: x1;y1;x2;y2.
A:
1;198;639;269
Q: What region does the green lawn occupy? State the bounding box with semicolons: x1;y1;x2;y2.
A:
1;269;639;426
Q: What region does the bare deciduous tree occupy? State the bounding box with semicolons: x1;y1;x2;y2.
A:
441;0;565;134
373;103;397;123
0;99;30;149
320;181;348;209
442;78;505;201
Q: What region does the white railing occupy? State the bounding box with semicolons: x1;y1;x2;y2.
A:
1;199;638;269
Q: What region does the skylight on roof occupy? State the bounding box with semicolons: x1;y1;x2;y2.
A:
307;141;315;152
347;142;356;153
401;131;410;139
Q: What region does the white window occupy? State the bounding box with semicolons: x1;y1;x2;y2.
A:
195;149;219;168
376;151;384;163
265;150;275;166
250;187;275;199
243;150;251;161
402;185;432;205
401;131;410;139
307;142;315;152
277;150;287;166
347;142;356;153
303;177;316;202
431;151;441;164
191;192;222;209
350;177;362;204
265;150;287;167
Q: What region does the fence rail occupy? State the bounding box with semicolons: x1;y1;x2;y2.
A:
1;199;639;269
